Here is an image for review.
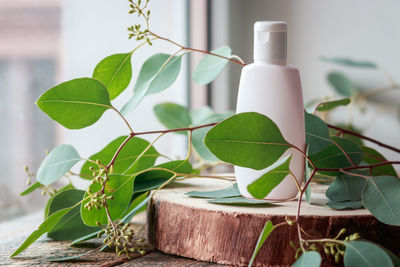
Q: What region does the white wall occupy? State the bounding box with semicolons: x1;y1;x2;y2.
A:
216;0;400;167
61;0;188;182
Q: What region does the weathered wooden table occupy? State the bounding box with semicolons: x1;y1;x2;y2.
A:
0;211;222;266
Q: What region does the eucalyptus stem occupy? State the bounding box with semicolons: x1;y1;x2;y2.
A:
133;122;218;136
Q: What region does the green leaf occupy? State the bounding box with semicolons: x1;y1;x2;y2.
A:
205;112;290;170
124;192;149;216
121;53;182;114
320;57;377;68
361;146;398;177
248;221;274;267
362;176;400;226
247;155;292;199
154;102;191;133
292;251;322;267
207;197;275;205
327;72;357;97
36;78;112;129
37;144;80;186
20;181;41;196
46;189;99;240
70;230;102;246
192;112;233;162
326;200;363;210
186;183;240;198
81;174;135;226
305;112;332;155
326;173;366;202
344;241;393;267
10;207;72;257
93;53;132;100
134;160;192;193
309;136;363;176
192;46;232;85
80;136;159;179
121;195;151;224
315;98;351;112
304;146;312;203
190;106;214;125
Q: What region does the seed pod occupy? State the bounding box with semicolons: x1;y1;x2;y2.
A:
335;252;341;264
324;246;330;256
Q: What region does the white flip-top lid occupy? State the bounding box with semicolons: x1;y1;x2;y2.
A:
254;21;287;65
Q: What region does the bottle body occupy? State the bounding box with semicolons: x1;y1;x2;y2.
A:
235;63;305;200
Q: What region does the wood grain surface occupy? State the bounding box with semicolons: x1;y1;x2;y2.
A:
148;178;400;267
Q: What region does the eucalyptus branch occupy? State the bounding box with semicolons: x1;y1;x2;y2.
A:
112;107;134;134
327;123;400;154
107;133;135;171
133;122;218;136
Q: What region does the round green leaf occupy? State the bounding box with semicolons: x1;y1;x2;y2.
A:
326;173;366;202
81;174;135;226
154;102;191;132
361;146;398;177
36;78;112;129
305;112;332;155
344;241;393;267
121;53;182;114
192;45;232;85
247;155;292;199
37;144;80;186
46;189;99;240
326;200;363;210
93;53;132;100
362;176;400;226
205;112;290;170
327;72;357;97
292;251;322;267
80;136;159;179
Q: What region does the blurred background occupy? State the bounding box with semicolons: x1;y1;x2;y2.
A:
0;0;399;220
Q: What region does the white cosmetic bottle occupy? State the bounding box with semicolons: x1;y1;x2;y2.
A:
234;21;305;200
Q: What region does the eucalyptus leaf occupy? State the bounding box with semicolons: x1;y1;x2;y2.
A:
192;112;233;162
315;98;351;112
310;137;363;176
329;124;364;146
304;146;312;203
11;207;72;257
327;72;356;97
292;251;322;267
81;174;134;226
121;53;182;114
46;189;99;240
326;173;366;202
361;146;398;177
192;46;232;85
362;176;400;226
186;183;240;198
134;160;192;193
36;78;112;129
326;200;363;210
37;144;80;186
124;192;149;216
80;136;159;179
320;57;377;68
190;106;214;125
121;195;151;224
70;230;102;246
344;241;393;267
205;112;290;170
207;197;274;205
248;221;274;267
305;112;332;155
154;102;191;133
247;155;292;199
20;181;41;196
93;53;132;100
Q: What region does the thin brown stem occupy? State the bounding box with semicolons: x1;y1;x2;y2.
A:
112;107;134;134
290;143;316;170
331;139;356;167
327;123;400;154
134;122;218;136
106;134;134;170
317;161;400;172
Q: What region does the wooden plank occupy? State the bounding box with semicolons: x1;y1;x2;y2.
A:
148;178;400;267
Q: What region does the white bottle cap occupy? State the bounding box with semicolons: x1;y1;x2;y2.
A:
254;21;287;65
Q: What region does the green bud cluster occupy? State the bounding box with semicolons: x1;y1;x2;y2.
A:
321;228;361;264
101;221;147;259
127;0;152;45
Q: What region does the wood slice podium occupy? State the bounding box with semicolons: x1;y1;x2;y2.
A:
147;178;400;267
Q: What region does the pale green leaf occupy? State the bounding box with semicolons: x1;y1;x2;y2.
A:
326;173;366;202
192;46;232;85
207;197;274;205
247;155;292;199
153;102;191;133
327;72;357;97
190;106;214;125
326;200;363;210
248;221;274;267
344;241;393;267
292;251;321;267
37;144;80;186
93;53;132;100
121;53;182;114
186;183;240;198
320;57;377;68
36;78;112;129
205;112;290;170
362;176;400;226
